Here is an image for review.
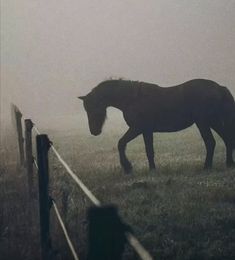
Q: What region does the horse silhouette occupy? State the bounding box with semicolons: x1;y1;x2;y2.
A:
79;79;235;173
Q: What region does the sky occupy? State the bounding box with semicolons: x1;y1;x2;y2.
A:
1;0;235;127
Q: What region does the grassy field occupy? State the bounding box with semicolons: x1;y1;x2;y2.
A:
1;122;235;259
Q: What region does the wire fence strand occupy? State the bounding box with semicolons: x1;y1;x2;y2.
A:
127;233;153;260
33;125;41;135
52;200;80;260
50;145;101;206
33;158;39;170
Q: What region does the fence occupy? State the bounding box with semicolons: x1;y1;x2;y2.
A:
12;104;153;260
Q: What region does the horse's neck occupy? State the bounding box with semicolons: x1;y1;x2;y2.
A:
102;83;135;111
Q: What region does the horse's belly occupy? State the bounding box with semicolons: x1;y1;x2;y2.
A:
153;120;194;132
124;104;194;132
152;113;194;132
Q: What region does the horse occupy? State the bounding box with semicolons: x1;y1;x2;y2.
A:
79;79;235;174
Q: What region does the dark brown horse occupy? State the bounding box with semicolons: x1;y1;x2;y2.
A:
79;79;235;173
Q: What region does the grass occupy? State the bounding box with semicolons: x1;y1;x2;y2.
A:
0;131;41;260
1;124;235;259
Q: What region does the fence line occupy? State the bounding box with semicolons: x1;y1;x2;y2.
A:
32;126;153;260
20;117;154;260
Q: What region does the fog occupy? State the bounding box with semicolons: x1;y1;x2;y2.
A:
1;0;235;131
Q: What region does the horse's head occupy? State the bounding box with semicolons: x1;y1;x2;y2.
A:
79;94;106;136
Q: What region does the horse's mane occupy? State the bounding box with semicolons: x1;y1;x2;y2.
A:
91;79;141;94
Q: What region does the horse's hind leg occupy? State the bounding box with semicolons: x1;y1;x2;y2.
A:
196;123;216;169
211;122;234;167
143;131;156;171
118;128;140;174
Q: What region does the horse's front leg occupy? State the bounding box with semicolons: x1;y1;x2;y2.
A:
143;131;156;171
118;128;140;174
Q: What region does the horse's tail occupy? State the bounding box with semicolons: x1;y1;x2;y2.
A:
221;86;235;148
221;86;234;105
221;86;235;117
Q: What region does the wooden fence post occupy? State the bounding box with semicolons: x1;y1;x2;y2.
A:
37;134;52;260
25;119;34;197
14;105;25;166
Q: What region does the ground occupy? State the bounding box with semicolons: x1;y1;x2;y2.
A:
1;123;235;259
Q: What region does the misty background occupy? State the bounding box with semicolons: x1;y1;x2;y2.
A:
1;0;235;131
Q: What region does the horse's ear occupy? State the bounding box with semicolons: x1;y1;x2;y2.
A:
78;96;86;101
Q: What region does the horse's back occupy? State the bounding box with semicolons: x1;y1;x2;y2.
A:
127;79;234;131
141;79;233;111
